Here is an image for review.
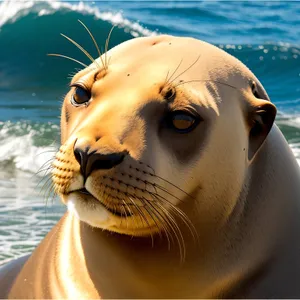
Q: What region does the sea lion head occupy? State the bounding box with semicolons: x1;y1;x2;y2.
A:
52;35;276;241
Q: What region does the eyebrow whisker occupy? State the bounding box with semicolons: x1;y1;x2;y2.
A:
170;55;201;85
60;33;100;68
77;19;106;70
104;25;116;70
165;58;183;85
47;53;88;68
175;79;237;90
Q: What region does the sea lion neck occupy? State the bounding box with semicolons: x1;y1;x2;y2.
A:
76;212;202;264
65;213;230;298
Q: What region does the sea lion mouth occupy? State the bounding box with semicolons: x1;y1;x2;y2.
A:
73;188;133;218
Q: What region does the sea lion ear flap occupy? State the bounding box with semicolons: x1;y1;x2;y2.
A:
247;98;277;160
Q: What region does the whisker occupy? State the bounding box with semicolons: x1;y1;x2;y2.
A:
49;186;59;206
35;156;55;172
169;55;201;86
68;71;79;80
43;181;56;207
151;192;198;243
60;33;99;68
142;197;173;250
137;160;156;176
123;184;144;229
43;193;49;221
128;194;154;247
35;148;58;156
35;169;54;193
103;188;115;213
175;79;237;90
148;173;194;199
104;190;118;217
123;186;144;231
143;191;182;257
153;200;186;262
145;180;187;204
36;171;52;189
34;161;53;179
164;70;170;86
166;58;183;85
141;203;160;248
120;199;129;229
113;194;134;230
35;168;52;181
41;181;51;202
39;174;55;197
126;195;148;229
48;53;88;68
41;179;55;202
121;199;136;231
139;196;164;241
104;25;116;70
121;166;194;199
39;160;54;174
77;19;106;70
141;179;174;246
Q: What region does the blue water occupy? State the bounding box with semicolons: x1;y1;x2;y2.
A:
0;0;299;263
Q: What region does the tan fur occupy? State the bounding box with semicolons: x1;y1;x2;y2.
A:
2;35;300;298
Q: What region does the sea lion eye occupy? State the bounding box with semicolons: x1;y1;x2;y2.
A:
71;86;91;105
170;111;198;133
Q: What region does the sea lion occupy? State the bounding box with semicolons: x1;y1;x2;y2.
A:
1;34;300;298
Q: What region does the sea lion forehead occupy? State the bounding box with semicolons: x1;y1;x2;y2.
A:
92;35;256;90
69;35;263;108
105;35;222;62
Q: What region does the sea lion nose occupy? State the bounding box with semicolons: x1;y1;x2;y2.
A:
74;146;127;178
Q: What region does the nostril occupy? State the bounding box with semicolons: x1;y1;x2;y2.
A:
73;147;90;178
88;152;127;174
74;148;83;165
73;145;128;179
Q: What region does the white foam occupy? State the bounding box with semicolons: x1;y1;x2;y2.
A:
0;0;35;27
289;143;300;166
276;111;300;129
0;121;58;174
274;112;300;166
0;0;156;37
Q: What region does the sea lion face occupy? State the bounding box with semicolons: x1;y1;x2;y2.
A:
52;35;276;238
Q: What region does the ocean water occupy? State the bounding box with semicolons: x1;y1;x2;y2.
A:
0;0;299;264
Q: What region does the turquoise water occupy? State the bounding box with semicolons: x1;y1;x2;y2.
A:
0;0;299;263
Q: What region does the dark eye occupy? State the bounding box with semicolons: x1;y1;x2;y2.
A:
71;86;91;105
170;111;199;133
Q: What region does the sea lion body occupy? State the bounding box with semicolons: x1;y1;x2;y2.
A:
1;35;300;298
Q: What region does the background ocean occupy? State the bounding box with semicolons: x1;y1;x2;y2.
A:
0;0;299;264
